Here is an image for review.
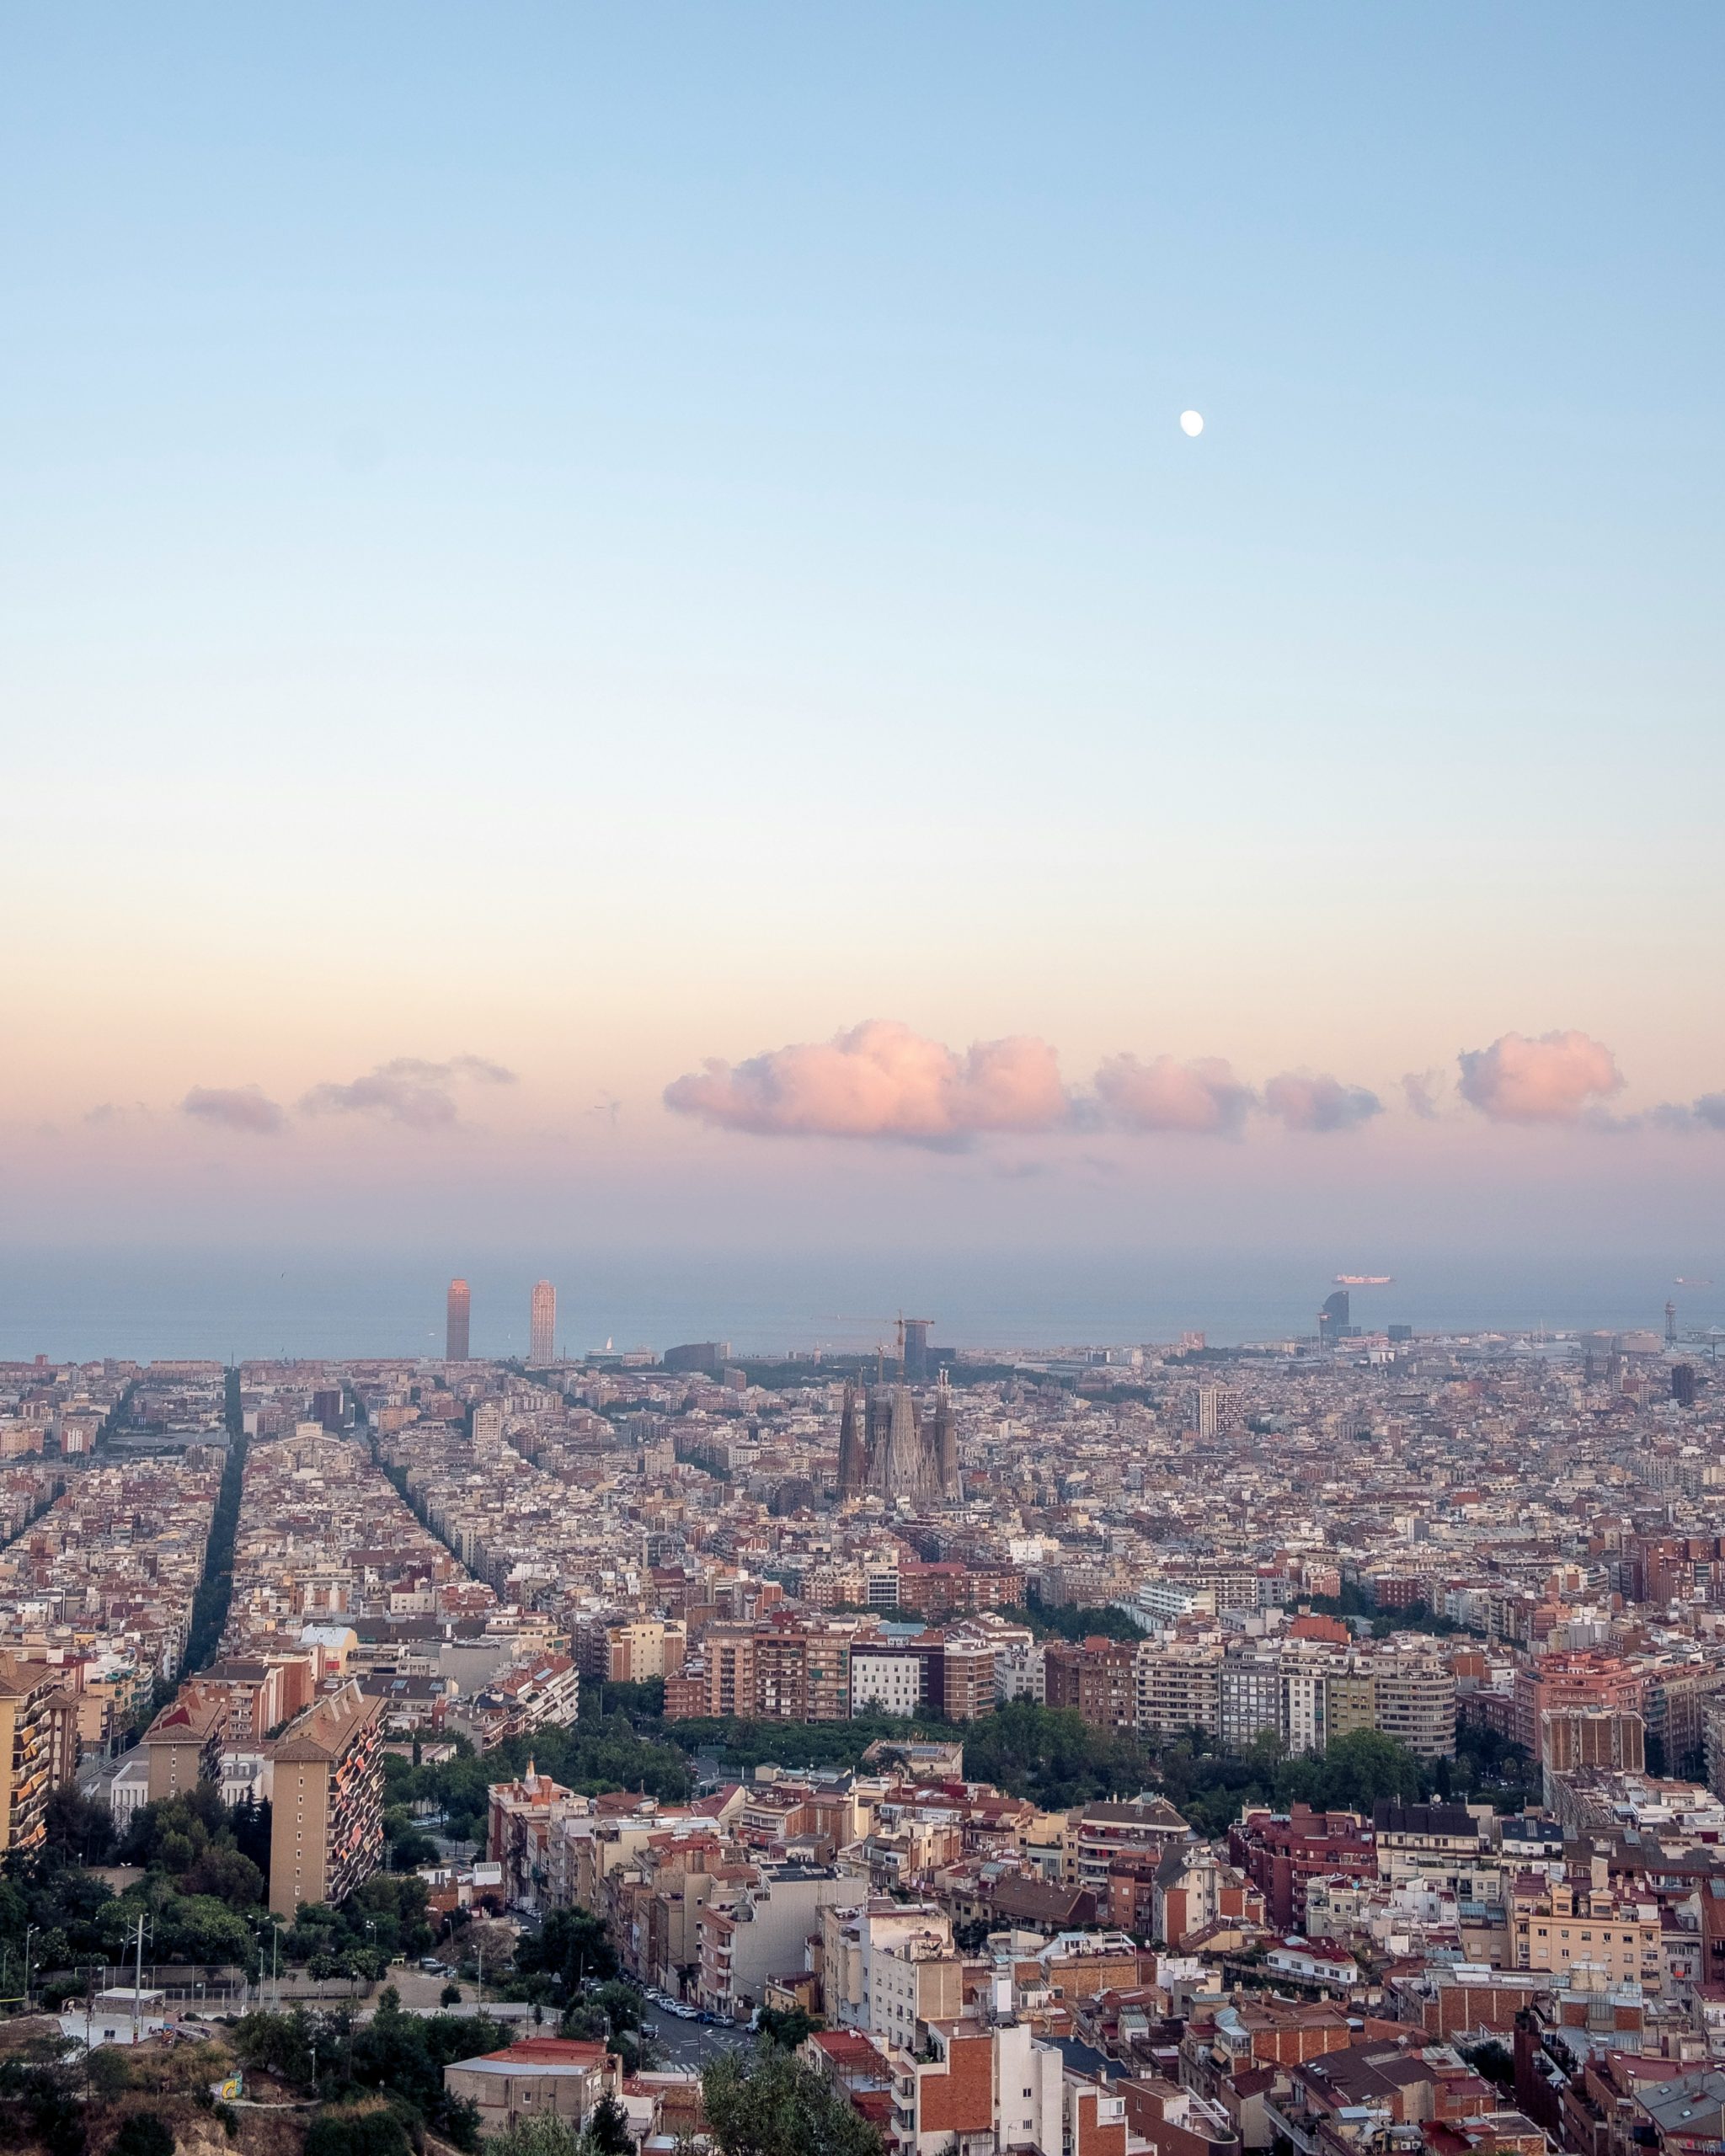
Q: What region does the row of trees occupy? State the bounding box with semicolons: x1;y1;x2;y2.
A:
2;1779;446;2004
559;1684;1538;1827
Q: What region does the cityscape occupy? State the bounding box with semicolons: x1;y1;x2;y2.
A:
3;1281;1725;2156
5;8;1722;2156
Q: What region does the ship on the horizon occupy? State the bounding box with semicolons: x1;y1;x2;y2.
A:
1333;1273;1394;1286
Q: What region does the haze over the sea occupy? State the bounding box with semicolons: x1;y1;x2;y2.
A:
2;1247;1717;1365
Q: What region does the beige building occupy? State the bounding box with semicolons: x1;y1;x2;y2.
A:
605;1619;686;1684
0;1655;56;1854
269;1680;386;1917
1133;1641;1221;1739
1508;1870;1664;1990
821;1899;964;2045
444;2036;619;2135
1372;1646;1457;1758
142;1685;228;1803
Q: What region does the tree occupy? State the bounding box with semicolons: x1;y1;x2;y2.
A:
0;2046;86;2156
703;2044;884;2156
441;1982;462;2008
585;2093;634;2156
233;2005;327;2091
593;1980;642;2036
303;2111;413;2156
181;1845;266;1904
1310;1729;1420;1811
756;2006;816;2051
114;2120;176;2156
1463;2040;1514;2089
85;2048;131;2103
518;1907;617;1997
42;1785;117;1867
487;2121;582;2156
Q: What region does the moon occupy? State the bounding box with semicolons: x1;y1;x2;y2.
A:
1179;409;1204;437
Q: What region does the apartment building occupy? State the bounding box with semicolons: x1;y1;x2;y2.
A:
887;2015;1065;2156
1068;1798;1190;1892
695;1861;854;2020
1044;1638;1136;1731
0;1653;56;1854
1373;1643;1458;1758
489;1763;587;1909
852;1644;925;1720
1229;1807;1376;1930
1219;1659;1284;1750
268;1679;386;1917
756;1622;854;1722
1135;1641;1222;1740
142;1684;228;1802
1507;1869;1664;1990
603;1618;686;1684
821;1900;964;2044
1372;1802;1493;1894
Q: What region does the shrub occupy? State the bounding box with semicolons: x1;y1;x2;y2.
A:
114;2118;177;2156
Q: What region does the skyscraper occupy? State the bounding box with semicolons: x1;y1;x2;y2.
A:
1318;1289;1349;1348
446;1278;471;1361
530;1280;557;1364
902;1317;932;1382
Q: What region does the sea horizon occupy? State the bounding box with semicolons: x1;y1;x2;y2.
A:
1;1245;1717;1365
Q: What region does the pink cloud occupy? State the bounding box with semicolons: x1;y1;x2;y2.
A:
663;1020;1069;1143
1457;1029;1623;1123
1262;1070;1382;1133
1093;1054;1254;1136
299;1054;515;1131
180;1085;287;1136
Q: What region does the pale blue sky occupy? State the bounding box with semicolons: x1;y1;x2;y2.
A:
3;4;1722;1262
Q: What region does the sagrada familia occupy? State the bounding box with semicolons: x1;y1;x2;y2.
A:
835;1368;961;1504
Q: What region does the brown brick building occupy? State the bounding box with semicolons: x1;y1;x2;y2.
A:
1044;1638;1137;1731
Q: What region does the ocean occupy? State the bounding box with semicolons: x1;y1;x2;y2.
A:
0;1247;1718;1364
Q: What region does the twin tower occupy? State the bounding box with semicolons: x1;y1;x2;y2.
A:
836;1369;960;1505
445;1277;557;1364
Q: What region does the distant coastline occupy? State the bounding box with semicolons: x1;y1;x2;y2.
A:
1;1246;1716;1365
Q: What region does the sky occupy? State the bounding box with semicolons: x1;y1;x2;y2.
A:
3;3;1722;1281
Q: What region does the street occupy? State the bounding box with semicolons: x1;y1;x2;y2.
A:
638;2001;755;2070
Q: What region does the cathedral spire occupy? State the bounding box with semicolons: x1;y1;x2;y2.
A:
836;1380;869;1497
934;1367;960;1502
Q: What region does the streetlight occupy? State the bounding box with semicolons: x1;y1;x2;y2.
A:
23;1926;38;2011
